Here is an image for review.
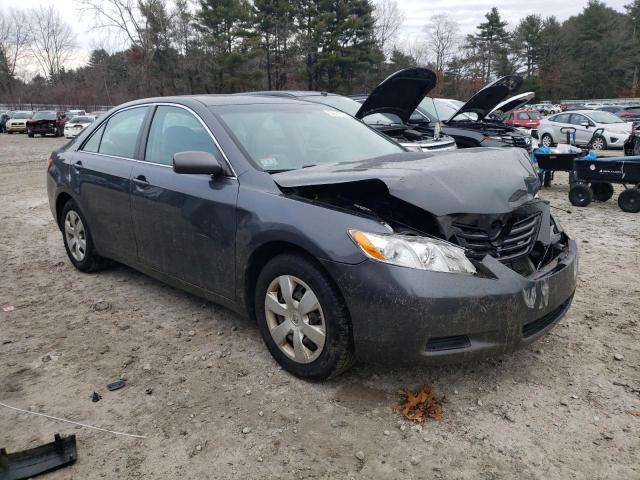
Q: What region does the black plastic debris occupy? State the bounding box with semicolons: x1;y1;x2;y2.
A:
90;392;102;403
144;388;153;395
107;380;126;391
0;434;77;480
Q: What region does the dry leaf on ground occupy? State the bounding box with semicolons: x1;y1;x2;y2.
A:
398;385;443;423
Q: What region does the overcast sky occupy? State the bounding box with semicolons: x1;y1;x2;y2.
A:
1;0;632;75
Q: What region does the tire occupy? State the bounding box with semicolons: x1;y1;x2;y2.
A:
541;133;554;147
618;188;640;213
7;131;13;135
60;199;107;272
27;130;34;138
591;182;614;202
569;183;593;207
590;134;607;151
254;253;355;380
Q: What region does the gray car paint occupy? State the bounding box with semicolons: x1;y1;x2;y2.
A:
47;94;578;366
273;148;540;216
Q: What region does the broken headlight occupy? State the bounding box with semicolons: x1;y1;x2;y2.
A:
348;230;476;274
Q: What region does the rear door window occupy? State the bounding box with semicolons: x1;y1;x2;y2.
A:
145;106;220;166
99;107;149;158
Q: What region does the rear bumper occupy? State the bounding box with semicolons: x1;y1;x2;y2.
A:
321;239;578;364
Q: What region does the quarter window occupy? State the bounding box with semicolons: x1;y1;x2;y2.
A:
99;107;148;158
82;124;105;153
145;106;220;166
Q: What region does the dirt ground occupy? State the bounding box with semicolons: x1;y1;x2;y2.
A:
1;133;639;480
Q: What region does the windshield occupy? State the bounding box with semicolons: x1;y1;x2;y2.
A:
418;98;474;121
215;103;403;172
587;111;625;124
11;112;32;119
32;111;57;120
519;111;541;120
69;116;94;123
298;94;400;126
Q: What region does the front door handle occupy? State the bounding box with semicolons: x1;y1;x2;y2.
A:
132;175;150;187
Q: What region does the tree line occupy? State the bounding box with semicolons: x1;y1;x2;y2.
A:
1;0;639;107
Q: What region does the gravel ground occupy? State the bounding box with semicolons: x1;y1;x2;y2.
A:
1;133;639;479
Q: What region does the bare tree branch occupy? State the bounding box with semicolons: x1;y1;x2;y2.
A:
373;0;405;56
0;9;32;77
423;14;460;73
28;6;76;78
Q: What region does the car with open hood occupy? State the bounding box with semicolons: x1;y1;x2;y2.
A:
247;68;456;152
408;76;534;151
47;95;578;380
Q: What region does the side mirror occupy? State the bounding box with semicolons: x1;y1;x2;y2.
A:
581;122;590;128
173;151;223;176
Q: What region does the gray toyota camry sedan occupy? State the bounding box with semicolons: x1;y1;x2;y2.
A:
46;95;578;380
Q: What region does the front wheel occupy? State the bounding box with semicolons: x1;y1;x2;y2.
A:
541;133;554;147
618;188;640;213
60;199;108;272
590;134;607;151
255;253;354;380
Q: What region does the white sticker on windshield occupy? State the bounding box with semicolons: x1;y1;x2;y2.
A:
259;157;278;168
324;110;348;118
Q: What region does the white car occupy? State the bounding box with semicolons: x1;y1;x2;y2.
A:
64;115;95;138
5;111;33;133
537;110;632;150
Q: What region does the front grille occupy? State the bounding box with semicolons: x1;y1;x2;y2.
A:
523;295;573;337
453;213;541;263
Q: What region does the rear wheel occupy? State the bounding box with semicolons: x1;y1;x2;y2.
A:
60;199;107;272
591;182;614;202
541;133;554;147
618;188;640;213
569;183;593;207
254;253;354;380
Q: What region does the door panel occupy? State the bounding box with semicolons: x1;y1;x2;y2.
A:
130;164;238;298
130;105;238;298
569;114;591;144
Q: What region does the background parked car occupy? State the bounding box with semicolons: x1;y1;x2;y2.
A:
5;111;33;134
27;111;67;137
0;110;9;133
537;110;631;149
409;76;533;151
596;105;640;122
503;109;542;130
64;115;95;138
65;109;86;118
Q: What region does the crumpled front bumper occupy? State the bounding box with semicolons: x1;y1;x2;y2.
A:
321;239;578;364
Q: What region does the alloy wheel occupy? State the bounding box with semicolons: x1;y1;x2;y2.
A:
541;135;552;147
64;210;87;262
591;136;604;150
264;275;326;364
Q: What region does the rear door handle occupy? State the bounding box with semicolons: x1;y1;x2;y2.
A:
132;175;150;187
72;161;84;171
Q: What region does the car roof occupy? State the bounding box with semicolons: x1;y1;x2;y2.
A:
123;94;312;108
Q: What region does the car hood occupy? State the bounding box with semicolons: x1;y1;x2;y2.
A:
273;148;540;216
355;68;437;124
489;92;535;116
451;75;524;121
603;122;632;133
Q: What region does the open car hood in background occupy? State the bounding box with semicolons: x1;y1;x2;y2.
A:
273;148;540;216
355;68;437;124
489;92;535;116
450;75;524;121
